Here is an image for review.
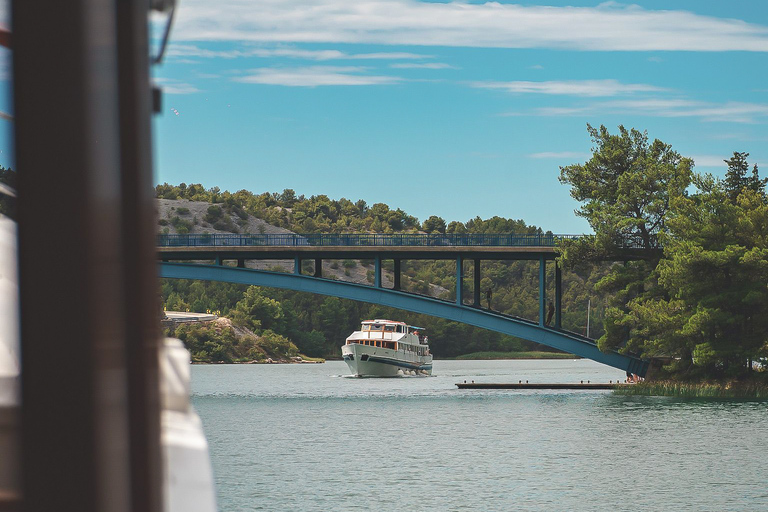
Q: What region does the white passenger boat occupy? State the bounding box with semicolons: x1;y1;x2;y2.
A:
342;319;433;377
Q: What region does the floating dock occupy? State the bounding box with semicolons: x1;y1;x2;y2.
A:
455;382;628;390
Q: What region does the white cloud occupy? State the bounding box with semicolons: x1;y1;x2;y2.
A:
474;79;665;97
155;78;201;94
390;62;456;69
171;1;768;52
234;66;402;87
690;155;730;168
513;98;768;124
167;44;430;61
603;99;768;123
529;151;591;160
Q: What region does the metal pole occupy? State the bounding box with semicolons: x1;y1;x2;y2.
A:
456;256;463;306
473;259;481;307
375;255;381;288
14;1;144;510
539;256;546;326
555;261;562;329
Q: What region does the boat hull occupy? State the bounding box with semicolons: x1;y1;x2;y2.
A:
341;344;432;377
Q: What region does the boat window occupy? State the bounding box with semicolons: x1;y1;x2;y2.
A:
384;325;394;332
362;324;370;331
370;324;383;331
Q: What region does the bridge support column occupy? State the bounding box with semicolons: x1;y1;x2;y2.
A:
314;258;322;278
473;259;481;307
539;255;546;326
375;255;382;288
294;257;301;275
237;258;245;268
555;261;562;329
215;254;222;266
393;259;401;291
456;256;463;306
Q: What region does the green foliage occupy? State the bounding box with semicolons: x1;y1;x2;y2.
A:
723;152;767;203
172;321;300;363
231;286;284;332
422;215;446;234
559;124;692;252
560;125;768;378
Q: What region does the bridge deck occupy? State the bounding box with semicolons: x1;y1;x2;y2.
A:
158;244;558;261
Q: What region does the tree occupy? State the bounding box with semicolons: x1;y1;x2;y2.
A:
559;124;692;253
231;286;285;332
558;125;693;357
422;215;446;234
723;152;767;203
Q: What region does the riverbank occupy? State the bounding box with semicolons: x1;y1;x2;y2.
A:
191;355;325;364
614;380;768;399
451;351;576;360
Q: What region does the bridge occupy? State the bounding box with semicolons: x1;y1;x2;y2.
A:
158;233;649;376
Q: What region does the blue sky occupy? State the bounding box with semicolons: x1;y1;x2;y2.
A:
3;1;768;233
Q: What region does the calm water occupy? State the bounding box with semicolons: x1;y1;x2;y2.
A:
191;360;768;512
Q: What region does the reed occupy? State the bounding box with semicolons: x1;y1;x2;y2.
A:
614;380;768;399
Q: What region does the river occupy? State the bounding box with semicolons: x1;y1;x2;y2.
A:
191;360;768;511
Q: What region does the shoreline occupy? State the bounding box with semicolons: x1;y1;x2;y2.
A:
192;352;578;364
613;380;768;399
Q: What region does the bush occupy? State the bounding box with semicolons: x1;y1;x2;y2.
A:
204;205;223;224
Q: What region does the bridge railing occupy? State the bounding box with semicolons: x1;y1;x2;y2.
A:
156;233;583;248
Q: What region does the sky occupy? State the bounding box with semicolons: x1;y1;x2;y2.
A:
2;1;768;233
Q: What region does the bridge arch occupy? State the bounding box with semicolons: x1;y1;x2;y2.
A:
160;262;648;376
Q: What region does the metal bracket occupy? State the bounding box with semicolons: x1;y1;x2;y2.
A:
151;0;176;65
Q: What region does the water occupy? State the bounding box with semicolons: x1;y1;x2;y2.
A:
191;360;768;512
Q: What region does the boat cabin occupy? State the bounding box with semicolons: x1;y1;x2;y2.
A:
347;319;429;351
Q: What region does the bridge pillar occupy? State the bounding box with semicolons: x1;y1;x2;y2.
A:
456;256;463;306
473;259;481;307
215;254;222;266
237;258;245;268
555;260;562;329
294;257;301;275
314;258;322;278
393;259;401;291
539;255;546;326
374;255;382;288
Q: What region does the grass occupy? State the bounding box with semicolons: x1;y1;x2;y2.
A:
298;355;326;363
451;351;577;360
614;380;768;399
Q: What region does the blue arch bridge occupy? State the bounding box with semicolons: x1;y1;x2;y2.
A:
158;233;649;377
